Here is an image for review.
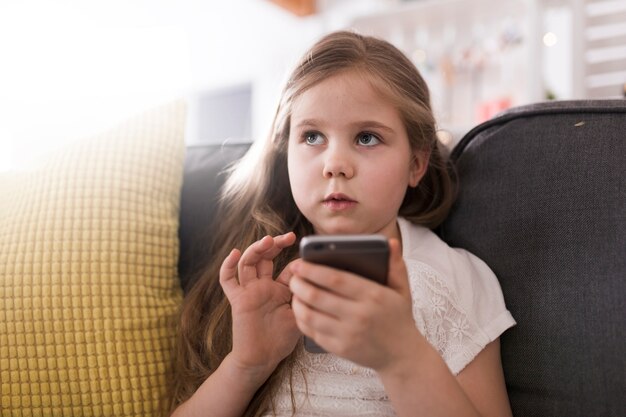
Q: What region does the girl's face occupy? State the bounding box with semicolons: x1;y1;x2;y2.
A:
287;71;428;239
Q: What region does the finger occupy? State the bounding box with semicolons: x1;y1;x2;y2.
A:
386;238;411;297
273;231;297;251
276;259;297;286
291;295;340;339
256;232;297;280
238;236;274;285
219;248;242;298
289;275;353;319
238;233;296;283
290;259;379;300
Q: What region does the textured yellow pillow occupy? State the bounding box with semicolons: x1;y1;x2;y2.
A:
0;101;186;416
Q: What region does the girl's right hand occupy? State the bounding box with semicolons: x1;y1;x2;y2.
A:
219;232;301;382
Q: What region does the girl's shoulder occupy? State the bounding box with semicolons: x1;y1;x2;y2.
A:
397;217;514;332
398;217;491;281
398;218;516;374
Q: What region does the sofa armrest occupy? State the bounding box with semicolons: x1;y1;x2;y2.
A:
441;100;626;417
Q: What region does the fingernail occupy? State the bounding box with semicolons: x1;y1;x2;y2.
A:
289;276;300;291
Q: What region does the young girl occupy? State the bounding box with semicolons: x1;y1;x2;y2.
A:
170;31;516;417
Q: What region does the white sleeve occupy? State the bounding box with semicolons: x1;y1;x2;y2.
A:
399;220;516;374
452;248;517;343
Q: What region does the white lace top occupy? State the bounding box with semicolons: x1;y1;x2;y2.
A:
262;218;516;416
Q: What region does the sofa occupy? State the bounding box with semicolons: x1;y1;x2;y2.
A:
179;100;625;417
1;99;624;416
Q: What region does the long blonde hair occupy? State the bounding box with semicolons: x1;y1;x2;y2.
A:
169;30;457;416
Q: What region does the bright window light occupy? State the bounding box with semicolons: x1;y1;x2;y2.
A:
543;31;558;47
0;1;191;171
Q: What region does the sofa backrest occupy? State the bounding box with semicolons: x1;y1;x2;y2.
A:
440;100;626;417
178;141;251;291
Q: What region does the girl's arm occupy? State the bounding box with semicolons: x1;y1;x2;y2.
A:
170;353;271;417
456;339;512;416
172;233;301;417
377;335;512;417
376;240;512;417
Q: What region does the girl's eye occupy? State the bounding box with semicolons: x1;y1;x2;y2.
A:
304;132;325;145
357;132;381;146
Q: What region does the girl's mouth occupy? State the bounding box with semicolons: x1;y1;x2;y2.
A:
322;193;357;211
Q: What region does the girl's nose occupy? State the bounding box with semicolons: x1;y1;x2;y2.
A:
322;148;354;179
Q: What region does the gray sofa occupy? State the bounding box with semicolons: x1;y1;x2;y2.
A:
178;100;626;416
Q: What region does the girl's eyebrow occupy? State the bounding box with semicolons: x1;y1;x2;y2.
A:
352;121;396;133
294;118;396;133
293;118;321;129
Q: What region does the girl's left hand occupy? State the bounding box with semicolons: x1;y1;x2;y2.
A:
289;238;423;371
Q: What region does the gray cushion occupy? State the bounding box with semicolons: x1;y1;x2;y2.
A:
440;100;626;417
178;141;250;291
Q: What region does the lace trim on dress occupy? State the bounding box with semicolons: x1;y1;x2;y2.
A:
406;259;489;375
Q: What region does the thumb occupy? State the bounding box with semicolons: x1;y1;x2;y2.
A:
386;238;411;297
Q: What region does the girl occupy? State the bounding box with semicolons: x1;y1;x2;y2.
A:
170;31;516;417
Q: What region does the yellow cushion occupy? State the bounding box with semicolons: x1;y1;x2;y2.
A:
0;101;186;416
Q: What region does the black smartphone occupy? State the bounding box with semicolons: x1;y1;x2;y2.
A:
299;234;390;353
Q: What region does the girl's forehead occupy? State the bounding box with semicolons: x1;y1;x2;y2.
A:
291;71;398;116
289;73;407;139
301;69;388;96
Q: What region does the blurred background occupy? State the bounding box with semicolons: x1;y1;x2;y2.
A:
1;0;625;171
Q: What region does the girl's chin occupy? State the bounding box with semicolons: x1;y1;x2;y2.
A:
312;222;369;236
311;218;398;238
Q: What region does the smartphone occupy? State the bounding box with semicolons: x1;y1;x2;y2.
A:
299;234;390;353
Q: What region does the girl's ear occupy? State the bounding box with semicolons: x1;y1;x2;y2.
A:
409;149;430;187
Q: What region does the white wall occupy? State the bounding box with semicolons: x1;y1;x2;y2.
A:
1;0;402;169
